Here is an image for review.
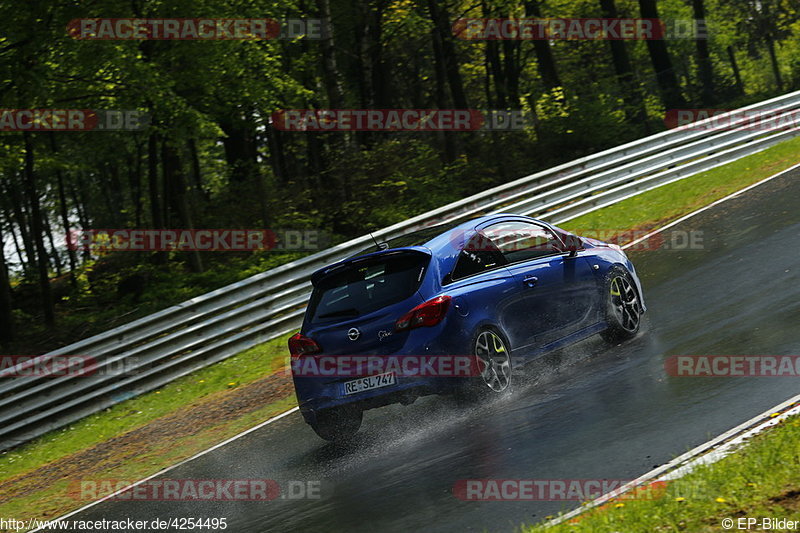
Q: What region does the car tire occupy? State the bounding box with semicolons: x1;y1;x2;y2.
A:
456;327;513;401
600;266;642;343
310;406;363;442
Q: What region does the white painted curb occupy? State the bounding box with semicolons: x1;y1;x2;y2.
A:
544;394;800;528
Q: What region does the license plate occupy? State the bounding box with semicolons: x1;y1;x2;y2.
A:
343;372;396;395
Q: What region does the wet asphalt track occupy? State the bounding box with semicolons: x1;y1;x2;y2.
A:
65;167;800;532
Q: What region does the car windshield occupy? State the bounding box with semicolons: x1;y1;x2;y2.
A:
308;251;429;323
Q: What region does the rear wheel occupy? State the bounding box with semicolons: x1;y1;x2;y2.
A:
310;406;363;442
457;328;512;401
601;267;642;343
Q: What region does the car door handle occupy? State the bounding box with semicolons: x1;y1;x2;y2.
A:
523;275;538;287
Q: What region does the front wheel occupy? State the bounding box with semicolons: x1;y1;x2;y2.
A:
601;267;642;343
310;406;363;442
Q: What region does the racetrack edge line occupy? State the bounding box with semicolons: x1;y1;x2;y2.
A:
35;159;800;530
541;159;800;527
30;406;299;531
543;393;800;528
619;161;800;250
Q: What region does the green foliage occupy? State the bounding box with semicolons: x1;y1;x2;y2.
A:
0;0;797;352
320;140;466;230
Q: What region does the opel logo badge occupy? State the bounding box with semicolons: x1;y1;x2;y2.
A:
347;328;360;341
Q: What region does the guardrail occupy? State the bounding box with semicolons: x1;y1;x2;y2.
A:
2;91;799;450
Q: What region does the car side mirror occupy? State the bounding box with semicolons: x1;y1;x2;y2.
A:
561;234;584;258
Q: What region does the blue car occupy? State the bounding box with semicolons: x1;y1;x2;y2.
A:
290;214;646;441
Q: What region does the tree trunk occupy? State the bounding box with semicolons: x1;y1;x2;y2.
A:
599;0;648;128
354;0;388;109
108;162;125;226
765;37;783;91
42;213;62;276
4;211;26;271
49;134;78;283
352;1;370;108
187;138;204;198
69;183;89;231
316;0;345;109
73;179;91;230
126;146;143;230
482;0;507;107
430;20;457;163
99;165;117;227
22;132;55;327
366;0;388;108
69;183;91;262
638;0;687;109
427;0;469;108
305;133;323;189
502;38;522;106
162;139;203;273
726;46;745;95
135;139;144;226
525;0;562;90
0;220;13;345
692;0;715;104
148;133;163;229
485;39;506;107
5;177;36;276
148;132;167;265
267;123;288;184
219;115;259;184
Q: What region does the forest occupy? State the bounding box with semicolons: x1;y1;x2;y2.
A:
0;0;797;352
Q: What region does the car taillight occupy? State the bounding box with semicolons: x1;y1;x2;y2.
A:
289;333;321;358
395;295;451;331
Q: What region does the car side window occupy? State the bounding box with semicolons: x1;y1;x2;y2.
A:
451;232;507;280
482;221;562;264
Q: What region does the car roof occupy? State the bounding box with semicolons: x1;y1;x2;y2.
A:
311;213;548;285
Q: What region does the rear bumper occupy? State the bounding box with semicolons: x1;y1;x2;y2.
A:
292;322;471;420
294;374;462;422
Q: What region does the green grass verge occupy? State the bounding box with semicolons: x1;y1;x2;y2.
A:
0;396;298;523
524;414;800;532
1;133;798;525
0;331;293;482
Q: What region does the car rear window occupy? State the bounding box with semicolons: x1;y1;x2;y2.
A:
308;252;429;323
